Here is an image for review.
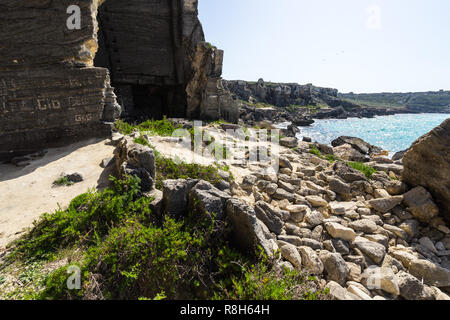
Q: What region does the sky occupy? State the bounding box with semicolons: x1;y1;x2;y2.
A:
198;0;450;93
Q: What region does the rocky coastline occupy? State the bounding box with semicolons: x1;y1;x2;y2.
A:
230;79;450;127
108;117;450;300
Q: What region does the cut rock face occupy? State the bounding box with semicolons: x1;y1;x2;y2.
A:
0;0;237;161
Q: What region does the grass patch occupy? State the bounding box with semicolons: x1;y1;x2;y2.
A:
208;119;231;126
348;161;376;179
245;101;275;109
309;146;323;159
154;156;229;190
52;177;74;187
285;104;322;114
325;154;340;163
115;117;181;137
133;136;151;147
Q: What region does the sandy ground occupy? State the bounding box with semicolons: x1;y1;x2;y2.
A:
0;138;115;251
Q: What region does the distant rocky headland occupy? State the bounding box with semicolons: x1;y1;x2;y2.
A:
224;79;450;127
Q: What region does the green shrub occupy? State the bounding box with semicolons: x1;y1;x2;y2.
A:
114;120;135;135
38;265;85;300
84;219;199;299
348;161;376;178
133;137;150;147
214;251;330;300
154;156;227;190
9;176;152;261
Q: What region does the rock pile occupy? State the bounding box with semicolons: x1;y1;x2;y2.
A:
231;143;450;300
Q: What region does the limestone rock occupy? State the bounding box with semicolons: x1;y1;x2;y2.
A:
353;237;387;265
396;271;434;300
402;119;450;222
280;137;298;148
189;180;231;221
332;239;350;256
325;222;357;242
329;201;358;215
305;210;324;227
385;180;408;196
306;195;328;208
332;136;382;156
254;201;285;235
273;188;295;202
298;246;324;274
347;284;372;300
115;140;156;191
319;251;349;286
349;219;378;234
346;262;362;282
163;179;195;216
361;266;400;296
280;243;302;269
408;258;450;287
286;205;310;223
368;196;403;213
333;161;367;182
327;281;360;300
329;178;352;196
399;219;420;239
226;198;277;258
333;144;367;162
279;156;293;171
403;186;439;222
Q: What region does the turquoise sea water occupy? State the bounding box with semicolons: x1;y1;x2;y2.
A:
294;113;450;155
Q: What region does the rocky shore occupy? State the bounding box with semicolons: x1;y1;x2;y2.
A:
229;79;449;127
106;117;450;300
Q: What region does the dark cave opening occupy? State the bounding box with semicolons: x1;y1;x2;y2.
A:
93;1;188;122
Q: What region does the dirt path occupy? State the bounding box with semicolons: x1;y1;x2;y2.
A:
0;138;115;251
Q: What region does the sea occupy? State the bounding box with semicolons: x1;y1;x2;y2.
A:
280;113;450;156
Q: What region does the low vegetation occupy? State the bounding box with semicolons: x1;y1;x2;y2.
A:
243;100;275;109
115;117;181;137
1;175;327;300
52;177;74;187
308;146;375;176
348;161;377;179
154;157;231;190
285;104;322;114
309;145;323;159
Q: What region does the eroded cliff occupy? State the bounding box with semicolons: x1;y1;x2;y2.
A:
0;0;237;161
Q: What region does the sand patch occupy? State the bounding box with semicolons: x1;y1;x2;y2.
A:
0;138;115;250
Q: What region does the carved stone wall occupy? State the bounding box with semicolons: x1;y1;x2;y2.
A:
0;0;118;161
0;0;238;161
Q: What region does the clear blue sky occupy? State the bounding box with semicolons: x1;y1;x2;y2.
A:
198;0;450;93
